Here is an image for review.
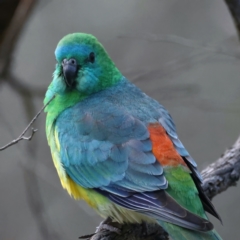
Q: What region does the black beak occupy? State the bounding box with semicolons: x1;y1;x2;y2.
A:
62;58;78;87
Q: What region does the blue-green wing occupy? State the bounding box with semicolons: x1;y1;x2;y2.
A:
56;101;166;191
54;100;214;232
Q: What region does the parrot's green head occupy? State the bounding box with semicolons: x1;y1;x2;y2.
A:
51;33;122;96
44;33;123;131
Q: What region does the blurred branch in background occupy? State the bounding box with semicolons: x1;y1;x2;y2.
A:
119;33;240;60
0;0;45;96
0;0;36;75
0;1;59;240
224;0;240;39
121;32;240;89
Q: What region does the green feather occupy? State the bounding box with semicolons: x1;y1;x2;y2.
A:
164;166;206;218
160;221;222;240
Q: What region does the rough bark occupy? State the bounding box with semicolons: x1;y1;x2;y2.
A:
202;136;240;200
80;223;169;240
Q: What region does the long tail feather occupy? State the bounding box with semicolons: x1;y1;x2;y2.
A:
158;220;222;240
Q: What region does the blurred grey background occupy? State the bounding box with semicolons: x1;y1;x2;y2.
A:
0;0;240;239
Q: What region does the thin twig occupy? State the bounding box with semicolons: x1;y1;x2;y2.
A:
0;95;55;151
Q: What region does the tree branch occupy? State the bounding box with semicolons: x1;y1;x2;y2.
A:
0;95;54;151
81;223;169;240
201;136;240;199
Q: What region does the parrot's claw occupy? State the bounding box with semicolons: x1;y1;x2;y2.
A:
79;217;121;239
95;217;121;234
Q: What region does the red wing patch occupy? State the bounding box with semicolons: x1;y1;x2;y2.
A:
148;123;187;167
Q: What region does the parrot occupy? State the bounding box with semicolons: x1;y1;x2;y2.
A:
44;33;222;240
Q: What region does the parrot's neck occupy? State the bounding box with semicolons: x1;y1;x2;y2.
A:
44;73;123;140
44;89;85;140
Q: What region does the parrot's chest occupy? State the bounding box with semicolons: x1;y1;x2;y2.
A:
49;128;103;206
49;128;86;200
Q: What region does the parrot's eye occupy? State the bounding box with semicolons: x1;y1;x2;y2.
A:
89;52;95;63
70;59;77;65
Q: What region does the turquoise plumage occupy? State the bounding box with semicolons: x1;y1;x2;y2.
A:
44;33;223;239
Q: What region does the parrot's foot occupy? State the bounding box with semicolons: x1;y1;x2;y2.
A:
79;217;121;240
95;217;121;234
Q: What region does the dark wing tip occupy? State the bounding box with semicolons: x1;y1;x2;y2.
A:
101;188;214;232
183;157;222;223
184;210;214;232
154;190;214;232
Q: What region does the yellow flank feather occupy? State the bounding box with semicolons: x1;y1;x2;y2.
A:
50;127;101;208
55;128;61;151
